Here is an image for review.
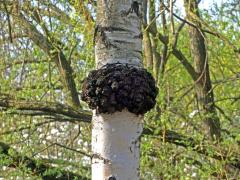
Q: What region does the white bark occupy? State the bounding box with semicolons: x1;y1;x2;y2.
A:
92;0;143;179
92;110;143;179
95;0;142;68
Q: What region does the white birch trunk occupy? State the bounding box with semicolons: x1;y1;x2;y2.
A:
92;111;143;179
92;0;143;179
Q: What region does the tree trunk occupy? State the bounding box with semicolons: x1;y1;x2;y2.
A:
92;0;143;179
92;111;142;180
142;0;153;70
11;11;81;108
184;0;221;141
149;0;161;81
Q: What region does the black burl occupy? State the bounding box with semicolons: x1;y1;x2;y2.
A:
81;64;158;115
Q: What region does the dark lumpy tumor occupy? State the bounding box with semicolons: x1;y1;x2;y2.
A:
81;63;158;115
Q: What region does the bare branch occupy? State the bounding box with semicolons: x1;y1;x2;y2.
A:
10;12;81;107
162;2;240;57
0;93;91;123
3;0;13;43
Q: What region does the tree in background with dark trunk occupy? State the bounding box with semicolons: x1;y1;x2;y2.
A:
184;0;221;141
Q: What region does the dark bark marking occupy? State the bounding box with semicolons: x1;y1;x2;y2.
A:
121;1;142;18
131;1;140;16
133;32;143;39
92;153;111;164
94;25;126;48
126;1;141;17
108;176;116;180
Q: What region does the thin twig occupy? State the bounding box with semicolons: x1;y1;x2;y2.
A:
3;0;13;43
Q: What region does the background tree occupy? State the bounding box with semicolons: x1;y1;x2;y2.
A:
183;0;221;141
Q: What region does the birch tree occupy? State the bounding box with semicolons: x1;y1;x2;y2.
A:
81;0;158;179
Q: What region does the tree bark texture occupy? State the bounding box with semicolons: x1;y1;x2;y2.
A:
142;0;153;70
184;0;221;141
92;0;143;179
149;0;161;81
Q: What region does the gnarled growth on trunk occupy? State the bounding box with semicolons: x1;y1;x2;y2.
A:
82;63;158;115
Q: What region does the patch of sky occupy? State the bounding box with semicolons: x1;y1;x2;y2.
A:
175;0;224;16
